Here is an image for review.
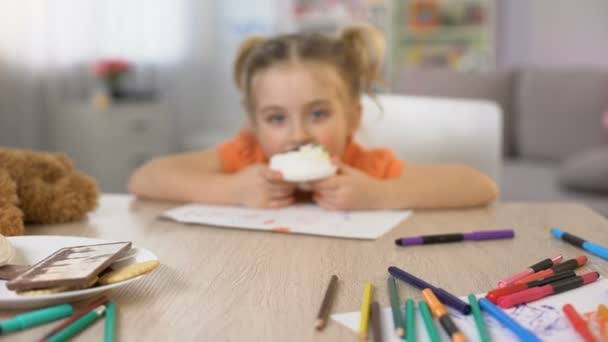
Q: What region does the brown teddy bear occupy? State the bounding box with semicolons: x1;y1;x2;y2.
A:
0;147;99;236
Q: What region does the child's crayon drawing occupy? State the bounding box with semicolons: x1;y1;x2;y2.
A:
163;203;411;239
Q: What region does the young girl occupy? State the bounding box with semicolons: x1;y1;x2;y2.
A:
128;24;497;210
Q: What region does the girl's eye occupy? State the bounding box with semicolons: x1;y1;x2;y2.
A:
311;110;329;120
267;114;285;124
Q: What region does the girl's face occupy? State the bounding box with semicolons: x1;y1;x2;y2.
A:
250;62;360;159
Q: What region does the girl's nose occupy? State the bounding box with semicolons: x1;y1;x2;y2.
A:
290;123;313;147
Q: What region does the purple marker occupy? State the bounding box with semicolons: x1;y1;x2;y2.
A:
388;266;472;315
395;229;514;247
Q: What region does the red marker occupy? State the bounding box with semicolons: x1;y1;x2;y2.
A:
497;272;599;309
485;270;575;304
497;255;563;288
563;304;597;342
514;256;587;285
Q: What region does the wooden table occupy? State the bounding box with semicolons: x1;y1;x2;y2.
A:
2;194;608;341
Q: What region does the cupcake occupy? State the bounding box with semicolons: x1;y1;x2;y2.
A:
270;144;337;182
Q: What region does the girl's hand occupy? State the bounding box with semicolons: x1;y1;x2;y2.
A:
309;158;383;211
233;164;296;208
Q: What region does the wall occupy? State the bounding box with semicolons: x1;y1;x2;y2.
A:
497;0;608;69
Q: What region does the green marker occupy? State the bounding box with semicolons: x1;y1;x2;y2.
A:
406;298;416;342
104;301;116;342
388;276;405;337
48;305;106;342
418;300;440;342
0;304;73;335
468;294;491;342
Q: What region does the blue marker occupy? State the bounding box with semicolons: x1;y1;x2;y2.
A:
479;298;541;342
551;228;608;260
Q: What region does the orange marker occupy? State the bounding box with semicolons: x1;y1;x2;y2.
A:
563;304;596;342
598;305;608;341
422;288;467;342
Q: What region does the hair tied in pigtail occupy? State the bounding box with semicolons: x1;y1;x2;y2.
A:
233;35;267;91
338;23;386;94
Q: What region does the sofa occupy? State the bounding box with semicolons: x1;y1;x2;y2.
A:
392;67;608;216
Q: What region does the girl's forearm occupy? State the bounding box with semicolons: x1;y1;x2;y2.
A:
128;160;240;205
379;165;498;209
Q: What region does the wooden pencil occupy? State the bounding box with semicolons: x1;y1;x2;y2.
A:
359;282;374;340
371;301;384;342
39;295;109;341
315;274;338;330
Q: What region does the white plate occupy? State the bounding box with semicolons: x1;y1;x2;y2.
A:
0;236;158;310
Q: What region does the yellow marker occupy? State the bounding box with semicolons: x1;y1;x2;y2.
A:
422;288;467;342
358;282;373;340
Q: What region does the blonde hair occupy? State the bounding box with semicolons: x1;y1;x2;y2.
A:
233;23;385;112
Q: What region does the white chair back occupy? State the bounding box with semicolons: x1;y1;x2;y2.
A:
356;94;502;180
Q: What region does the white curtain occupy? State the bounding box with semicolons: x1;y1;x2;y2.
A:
0;0;208;150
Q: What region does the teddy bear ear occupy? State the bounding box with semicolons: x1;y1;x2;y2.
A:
52;153;74;170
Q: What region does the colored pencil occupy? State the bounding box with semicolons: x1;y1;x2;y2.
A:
370;301;383;342
104;301;116;342
315;275;338;330
359;282;373;340
39;296;109;341
468;294;490;342
406;299;416;342
387;276;404;337
47;305;106;342
418;300;440;342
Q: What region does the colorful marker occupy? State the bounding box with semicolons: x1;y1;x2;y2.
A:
387;276;405;337
422;288;467;342
479;298;541;342
0;304;73;335
497;272;599;309
497;255;563;288
468;294;490;342
551;228;608;260
388;266;471;314
395;229;514;246
486;270;576;304
418;300;440;342
599;304;608;341
405;299;416;342
514;256;587;284
563;304;596;342
359;282;373;340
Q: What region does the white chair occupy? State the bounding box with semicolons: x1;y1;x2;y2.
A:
356;94;503;181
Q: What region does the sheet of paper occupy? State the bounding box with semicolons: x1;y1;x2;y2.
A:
332;278;608;341
162;203;411;239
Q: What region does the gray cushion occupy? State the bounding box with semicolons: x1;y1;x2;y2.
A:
558;146;608;194
391;68;515;156
516;68;608;161
502;158;608;216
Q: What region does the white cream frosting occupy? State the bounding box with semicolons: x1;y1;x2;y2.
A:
270;144;337;182
0;234;14;266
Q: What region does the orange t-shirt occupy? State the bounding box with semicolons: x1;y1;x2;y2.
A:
217;129;403;179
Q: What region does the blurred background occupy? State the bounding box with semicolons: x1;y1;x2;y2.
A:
1;0;607;214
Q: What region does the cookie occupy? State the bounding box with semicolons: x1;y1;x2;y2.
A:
98;260;159;285
17;276;99;296
269;144;336;182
